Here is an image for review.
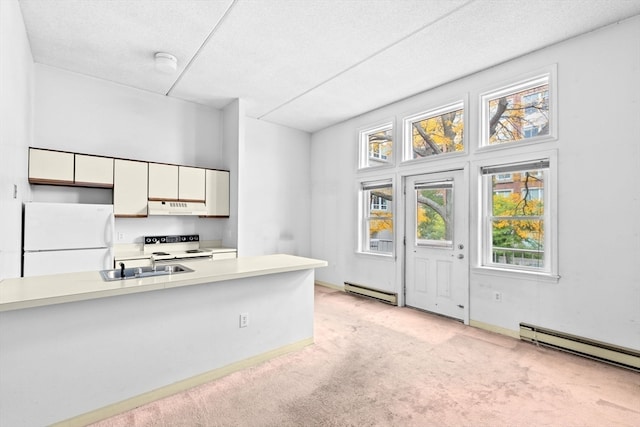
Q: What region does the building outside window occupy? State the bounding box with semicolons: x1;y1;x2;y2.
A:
360;180;393;254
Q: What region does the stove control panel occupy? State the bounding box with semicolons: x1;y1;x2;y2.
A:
144;234;200;245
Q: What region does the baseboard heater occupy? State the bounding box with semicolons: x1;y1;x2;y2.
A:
519;323;640;371
344;282;397;305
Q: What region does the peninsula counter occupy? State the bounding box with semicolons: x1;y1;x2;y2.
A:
0;254;327;426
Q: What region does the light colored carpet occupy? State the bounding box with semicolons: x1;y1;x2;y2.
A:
91;285;640;426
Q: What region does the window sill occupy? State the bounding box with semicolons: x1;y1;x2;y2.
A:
476;135;557;154
472;266;560;283
356;251;395;260
357;163;396;174
400;150;468;166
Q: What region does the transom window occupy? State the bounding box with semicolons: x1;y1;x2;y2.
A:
481;74;553;147
359;123;393;169
360;180;393;255
403;102;464;161
481;159;552;273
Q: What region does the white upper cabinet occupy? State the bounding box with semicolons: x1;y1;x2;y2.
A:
148;164;205;201
28;148;74;184
28;148;228;219
179;166;206;202
75;154;113;187
204;169;230;217
113;159;148;217
148;163;179;200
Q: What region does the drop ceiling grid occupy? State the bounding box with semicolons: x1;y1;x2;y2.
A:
170;0;471;117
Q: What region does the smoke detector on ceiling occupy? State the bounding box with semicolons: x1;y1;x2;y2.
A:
154;52;177;73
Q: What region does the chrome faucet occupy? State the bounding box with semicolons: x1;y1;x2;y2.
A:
150;255;157;271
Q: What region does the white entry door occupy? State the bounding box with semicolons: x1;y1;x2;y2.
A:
405;169;468;321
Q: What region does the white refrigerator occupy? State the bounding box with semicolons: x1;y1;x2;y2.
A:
23;202;114;277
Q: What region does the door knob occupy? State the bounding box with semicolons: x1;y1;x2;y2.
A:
457;254;464;259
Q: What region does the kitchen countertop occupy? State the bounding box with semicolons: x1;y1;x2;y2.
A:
0;254;327;312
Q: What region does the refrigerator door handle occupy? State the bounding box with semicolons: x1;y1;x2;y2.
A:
104;214;115;247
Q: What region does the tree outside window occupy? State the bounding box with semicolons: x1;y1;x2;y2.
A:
404;103;464;161
483;74;551;146
483;160;549;270
415;181;453;247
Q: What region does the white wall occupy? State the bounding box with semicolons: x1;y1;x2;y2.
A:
0;0;33;279
239;118;311;257
30;64;228;244
311;16;640;349
222;99;244;250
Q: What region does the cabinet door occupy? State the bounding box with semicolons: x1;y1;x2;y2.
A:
75;154;113;187
148;163;178;200
179;166;206;202
28;148;74;184
114;159;148;217
204;169;230;217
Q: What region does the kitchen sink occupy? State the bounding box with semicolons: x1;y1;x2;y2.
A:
100;264;193;281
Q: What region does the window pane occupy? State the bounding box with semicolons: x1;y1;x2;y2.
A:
492;169;544;217
360;125;392;168
490;167;545;268
487;83;549;145
416;185;453;246
491;219;544;268
367;219;393;252
362;183;393;254
408;108;464;159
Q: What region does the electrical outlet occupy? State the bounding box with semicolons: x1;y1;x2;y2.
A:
493;291;502;302
239;313;249;328
117;232;125;241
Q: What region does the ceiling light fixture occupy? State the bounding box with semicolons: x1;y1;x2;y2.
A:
154;52;177;74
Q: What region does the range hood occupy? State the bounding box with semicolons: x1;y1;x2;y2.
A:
148;200;207;216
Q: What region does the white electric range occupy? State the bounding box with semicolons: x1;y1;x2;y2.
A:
143;234;215;262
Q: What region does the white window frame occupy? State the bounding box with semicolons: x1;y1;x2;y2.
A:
402;100;466;163
476;151;558;280
358;178;394;257
358;121;394;170
479;66;557;150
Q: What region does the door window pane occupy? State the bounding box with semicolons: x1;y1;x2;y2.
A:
415;181;453;247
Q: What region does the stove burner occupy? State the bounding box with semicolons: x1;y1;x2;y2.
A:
152;252;170;256
186;249;202;253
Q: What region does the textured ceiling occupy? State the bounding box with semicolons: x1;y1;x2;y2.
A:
18;0;640;133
